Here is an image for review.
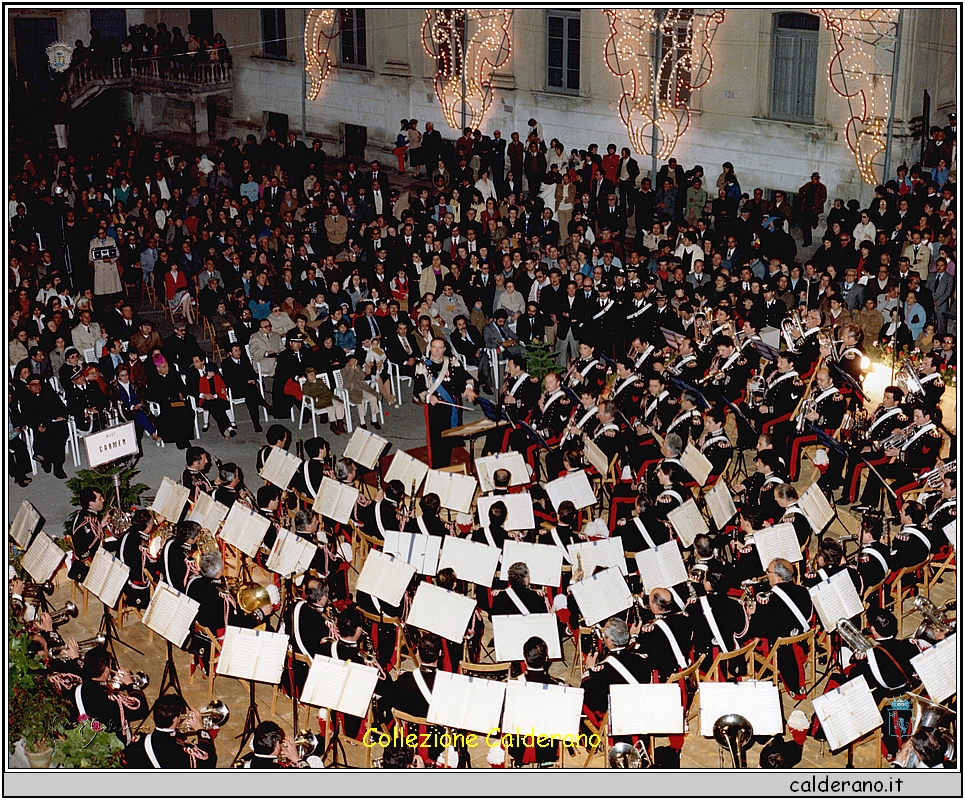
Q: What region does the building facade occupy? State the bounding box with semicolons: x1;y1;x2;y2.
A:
9;7;958;204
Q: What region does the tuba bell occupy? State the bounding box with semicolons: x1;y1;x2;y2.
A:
713;713;753;768
836;618;877;654
893;692;957;769
234;581;273;615
607;741;644;769
912;597;955;644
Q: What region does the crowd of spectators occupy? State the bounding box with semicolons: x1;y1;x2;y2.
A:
7;62;957;487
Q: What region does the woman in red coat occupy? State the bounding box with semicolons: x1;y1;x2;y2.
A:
198;362;235;439
162;260;196;324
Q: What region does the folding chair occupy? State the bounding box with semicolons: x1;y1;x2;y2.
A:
887;560;931;637
753;628;818;698
458;661;512;681
271;650;313;732
700;638;759;683
582;711;608;768
359;608;416;671
189;624;223;703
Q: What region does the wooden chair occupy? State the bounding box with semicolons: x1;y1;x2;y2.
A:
753;628;818;698
189;624;223;703
359;607;416;670
389;710;441;763
458;661;512;681
845;696;891;768
569;625;598;682
582;711;608;768
271;650;312;732
319;705;373;767
352;526;382;573
887;560;930;637
701;638;759;683
666;655;704;727
927;548;955;595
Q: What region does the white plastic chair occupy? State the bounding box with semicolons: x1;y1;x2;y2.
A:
333;369;383;433
486;347;507;388
385;361;413;407
187;396;203;439
454;351;479;379
298;376;338;437
226;388;268;427
82;347;97;364
22;428;39;476
145;402;166;447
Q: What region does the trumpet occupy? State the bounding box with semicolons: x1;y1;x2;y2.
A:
697;355;724;386
781;308;806;353
817;328;843;361
107;670;150;692
48;601;79;626
920;460;956;489
21;580;56;598
278;731;319;765
912;597;955;644
836;618;876;653
177;699;230;733
51;633;107;659
874;424;923;452
795;393;817;433
746;375;766;409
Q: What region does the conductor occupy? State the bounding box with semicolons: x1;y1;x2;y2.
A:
413;336;478;467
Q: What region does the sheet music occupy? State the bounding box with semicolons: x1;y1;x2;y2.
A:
424;469;478;514
610;684;684;734
568;537;627;577
667;499;708;548
265;528;318;577
82;547;130;608
492;614;561;661
21;532;65;584
811;675;882;751
636;542;688;595
799;482;835;532
911;635;957;703
943;520;957;549
142;581;200;645
217;627;290;684
301;655;380;717
475;452;529;493
356;549;416;606
150;476;191;522
437;537;501;587
582;436;611;477
680;445;713;487
499;541;563;586
219;504;271;558
808;569;864;631
503;680;584;739
259;445;303;490
186;491;229;533
581;518;610;540
427;671;506;734
343;427;390;470
698;680;783;737
544;470;597;510
706;481;738;530
312;477;359;524
10;500;41;549
406;582;476;642
384;450;429;494
382;530;442;575
477;493;535;532
569;568;633;625
755;522;803;570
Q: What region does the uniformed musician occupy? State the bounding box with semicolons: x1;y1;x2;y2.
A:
777;368;846;484
563;340;607;396
414;336;478;468
69;645;149;743
631;588;693;681
124;694;217;769
687;567;749;677
837;386;908;505
181;446;215;502
69;488;106;583
738;352;804;450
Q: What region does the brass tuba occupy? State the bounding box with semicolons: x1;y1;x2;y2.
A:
912;597;955;644
234;581;273;615
893;692;957;769
836;618;876;653
607;741;645;769
713;714;753;768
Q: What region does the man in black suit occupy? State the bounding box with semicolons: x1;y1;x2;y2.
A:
353;301;383;342
162;322;204;375
124;694;218;768
220;343;267;432
515;301;547;344
383;320;421;378
98;337;127;382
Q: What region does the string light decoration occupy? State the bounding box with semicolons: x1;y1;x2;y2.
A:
603;9;725;160
814;9;900;185
305;9;342;100
421;9;513;131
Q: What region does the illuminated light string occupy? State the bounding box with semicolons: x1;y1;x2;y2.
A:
814;8;900;186
305;9;342;101
603;9;725;161
421;9;513;132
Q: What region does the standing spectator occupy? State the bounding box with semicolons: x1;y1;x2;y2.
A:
798;171;827;247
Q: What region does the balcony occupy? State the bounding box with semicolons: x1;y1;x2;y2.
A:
66;57;232;110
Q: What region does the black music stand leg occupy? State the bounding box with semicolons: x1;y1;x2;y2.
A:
134;640;183;734
98;601;143;657
233;680;262;763
320;713;347;767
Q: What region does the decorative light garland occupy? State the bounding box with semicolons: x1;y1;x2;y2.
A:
421;9;513;131
305;9;342;100
603;9;725;160
814;9;900;185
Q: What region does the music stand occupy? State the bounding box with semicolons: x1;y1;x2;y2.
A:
827;361;867;402
722;396;757;441
660;327;686;351
722;395;757;481
668;377;712;410
98;600;143;658
750;340;781;364
235;679;262;763
134;639;186;736
600;352;617;369
808;424;860;532
478;396;513;425
518;420;552;451
561;385;581;405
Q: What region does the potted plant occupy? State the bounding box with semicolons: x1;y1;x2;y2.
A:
52;716;125;769
19;692;66;768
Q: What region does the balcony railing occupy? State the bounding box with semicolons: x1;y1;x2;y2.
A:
67;57;232;107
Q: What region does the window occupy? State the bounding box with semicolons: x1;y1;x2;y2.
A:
657;10;694;106
771;12;819;123
547;11;580;93
340;9;367;67
262;10;287;59
433;10;466;81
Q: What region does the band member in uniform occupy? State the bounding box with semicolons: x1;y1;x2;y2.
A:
484;353;540;454
186;552;272;637
732;449;785;524
214;463;256;509
608;357;646;424
745;558;815;697
513;370;573;476
698;408;734;481
124;694;217;769
69;488;106;583
833;324;866;387
801;538;863;599
627;335;659;374
888;501;932;571
914;353;947;408
687;567;750;677
290;437;331;502
854;514;891;592
241;721;313;768
404;493;450;537
490;562;551;616
118;509;156;609
181;446;215;502
281;577;335;697
159;520;201;591
927;471;956;537
357;480;405;544
700;335;750;404
739;352;804;450
773;483;814;550
69;645;149;743
506;637;564;766
664;390;703;444
857;405;943;513
414;337;478;467
632;588;694;681
581;617;653;723
837;386;908;504
777;368;846;483
795;308;825;376
563;340;608;396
